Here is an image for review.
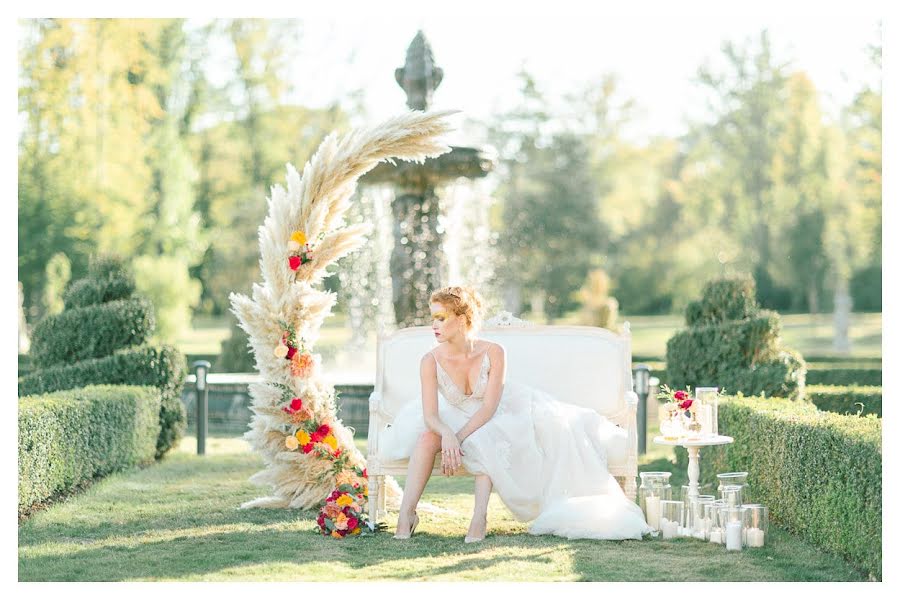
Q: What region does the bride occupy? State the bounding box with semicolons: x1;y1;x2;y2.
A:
378;285;652;543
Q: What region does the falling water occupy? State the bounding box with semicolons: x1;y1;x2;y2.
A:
329;179;500;381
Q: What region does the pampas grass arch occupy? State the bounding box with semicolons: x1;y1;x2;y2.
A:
230;110;455;510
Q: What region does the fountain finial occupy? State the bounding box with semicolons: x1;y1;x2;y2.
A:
395;30;443;110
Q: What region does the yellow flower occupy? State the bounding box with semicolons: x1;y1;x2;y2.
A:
323;434;338;451
284;435;299;450
331;531;342;539
351;527;361;535
290;230;307;245
295;430;311;445
336;494;353;507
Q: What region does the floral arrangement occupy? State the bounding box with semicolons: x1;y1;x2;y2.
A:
316;466;377;537
657;384;696;415
228;110;455;525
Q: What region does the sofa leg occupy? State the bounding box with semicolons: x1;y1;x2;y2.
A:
625;477;637;502
377;475;387;513
368;475;379;530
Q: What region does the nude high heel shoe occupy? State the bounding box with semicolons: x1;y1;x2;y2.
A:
393;511;419;540
464;516;487;543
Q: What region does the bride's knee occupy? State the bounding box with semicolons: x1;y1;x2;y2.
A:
416;430;441;451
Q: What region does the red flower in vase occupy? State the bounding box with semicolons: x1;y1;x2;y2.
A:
674;390;688;401
679;398;694;410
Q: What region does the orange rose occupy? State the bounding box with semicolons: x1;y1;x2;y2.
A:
291;352;315;378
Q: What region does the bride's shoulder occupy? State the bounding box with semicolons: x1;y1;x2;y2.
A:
481;340;506;360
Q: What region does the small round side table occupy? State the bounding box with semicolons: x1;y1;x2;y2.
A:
653;435;734;500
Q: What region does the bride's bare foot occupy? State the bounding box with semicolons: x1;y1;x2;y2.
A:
393;510;419;540
465;513;487;543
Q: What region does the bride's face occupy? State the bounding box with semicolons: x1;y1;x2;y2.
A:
430;302;466;342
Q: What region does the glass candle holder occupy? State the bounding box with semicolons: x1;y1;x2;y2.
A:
705;501;725;544
639;472;672;531
688;495;716;540
717;472;751;503
722;506;747;551
659;500;685;539
721;484;743;507
742;504;769;548
695;387;719;436
679;484;713;501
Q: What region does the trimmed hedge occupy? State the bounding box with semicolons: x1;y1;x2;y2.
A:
62;255;136;309
806;368;882;387
674;395;882;579
18;385;161;514
807;385;882;417
29;297;155;367
18;345;187;458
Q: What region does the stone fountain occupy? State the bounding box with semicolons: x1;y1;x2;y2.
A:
361;30;495;328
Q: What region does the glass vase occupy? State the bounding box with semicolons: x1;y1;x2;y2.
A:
688;495;716;540
695;387;719;436
659;500;685;539
742;504;769;548
722;506;747;551
707;501;726;544
721;484;743;507
717;472;751;503
638;472;672;531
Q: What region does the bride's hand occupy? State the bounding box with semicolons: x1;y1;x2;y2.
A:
441;433;464;475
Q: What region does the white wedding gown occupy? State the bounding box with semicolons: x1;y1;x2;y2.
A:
378;349;652;540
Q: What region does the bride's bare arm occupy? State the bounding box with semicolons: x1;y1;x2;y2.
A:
455;343;506;444
421;354;465;474
420;354;454;438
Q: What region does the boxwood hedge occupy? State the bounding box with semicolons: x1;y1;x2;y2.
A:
807;385;882;417
18;345;186;458
18;385;161;515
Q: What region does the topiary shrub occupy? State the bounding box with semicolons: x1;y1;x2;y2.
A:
19;255;187;458
62;255;137;309
29;297;155;367
666;274;806;400
18;385;161;515
674;395;881;580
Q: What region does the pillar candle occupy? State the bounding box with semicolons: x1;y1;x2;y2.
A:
725;521;743;551
660;517;679;539
709;528;723;544
746;527;765;547
645;495;660;530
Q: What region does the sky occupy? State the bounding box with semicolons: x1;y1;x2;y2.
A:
270;11;881;144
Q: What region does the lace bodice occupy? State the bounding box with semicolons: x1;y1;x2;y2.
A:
430;350;491;407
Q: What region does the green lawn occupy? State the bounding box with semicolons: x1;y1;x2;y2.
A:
18;436;868;581
177;312;882;360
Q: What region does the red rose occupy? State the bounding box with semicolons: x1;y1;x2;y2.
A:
362;468;367;478
302;443;314;454
282;406;292;414
679;398;693;410
674;390;687;401
316;424;331;437
286;346;297;359
289;256;302;270
317;514;325;526
333;449;342;458
347;517;359;530
310;431;324;443
290;397;303;411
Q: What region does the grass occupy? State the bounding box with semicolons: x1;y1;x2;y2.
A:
177;312;882;360
18;435;868;581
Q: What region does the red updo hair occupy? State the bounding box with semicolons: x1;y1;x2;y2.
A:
429;285;486;333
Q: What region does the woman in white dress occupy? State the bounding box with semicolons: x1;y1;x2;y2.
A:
381;285;651;543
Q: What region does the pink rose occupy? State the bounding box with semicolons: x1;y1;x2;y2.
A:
674;390;687;401
679;398;693;410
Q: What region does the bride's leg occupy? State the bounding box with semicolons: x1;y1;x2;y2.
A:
395;430;441;537
466;474;492;541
